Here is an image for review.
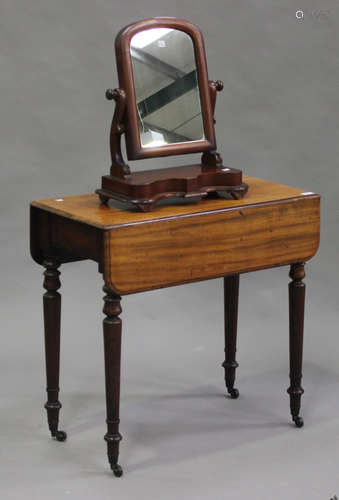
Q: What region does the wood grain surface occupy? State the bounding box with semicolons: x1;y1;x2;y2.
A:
31;176;320;295
31;176;317;229
103;195;320;294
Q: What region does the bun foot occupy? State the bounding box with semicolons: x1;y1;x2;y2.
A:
53;430;67;442
111;463;123;477
99;194;109;205
228;388;239;399
293;416;304;428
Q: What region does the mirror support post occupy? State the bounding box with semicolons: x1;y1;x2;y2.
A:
201;80;224;170
208;80;224;119
106;88;131;179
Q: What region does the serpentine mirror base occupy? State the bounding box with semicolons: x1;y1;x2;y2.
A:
96;165;248;212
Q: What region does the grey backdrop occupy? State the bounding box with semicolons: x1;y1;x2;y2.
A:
1;1;338;499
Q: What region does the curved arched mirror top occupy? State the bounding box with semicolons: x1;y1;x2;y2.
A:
115;18;216;160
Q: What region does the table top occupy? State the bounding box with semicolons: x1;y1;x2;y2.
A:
31;176;320;294
31;176;318;230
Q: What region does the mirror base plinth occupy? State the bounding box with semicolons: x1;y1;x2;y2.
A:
96;164;248;212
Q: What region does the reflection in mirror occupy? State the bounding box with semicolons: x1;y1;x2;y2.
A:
130;28;205;149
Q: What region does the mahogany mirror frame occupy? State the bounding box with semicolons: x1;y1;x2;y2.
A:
115;17;217;160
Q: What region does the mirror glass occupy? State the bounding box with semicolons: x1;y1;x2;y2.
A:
130;28;205;149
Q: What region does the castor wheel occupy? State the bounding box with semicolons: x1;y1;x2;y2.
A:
53;430;67;442
228;388;239;399
111;463;123;477
293;416;304;428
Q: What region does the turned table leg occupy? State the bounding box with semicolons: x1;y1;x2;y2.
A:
287;263;305;428
43;259;67;442
102;285;123;477
222;274;240;399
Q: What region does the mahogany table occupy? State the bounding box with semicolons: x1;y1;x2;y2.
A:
30;176;320;476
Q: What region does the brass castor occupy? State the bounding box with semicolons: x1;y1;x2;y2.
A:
53;430;67;442
228;388;239;399
293;416;304;428
111;463;123;477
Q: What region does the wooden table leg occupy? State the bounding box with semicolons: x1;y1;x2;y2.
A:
43;259;67;442
287;263;305;428
102;285;123;477
222;274;240;399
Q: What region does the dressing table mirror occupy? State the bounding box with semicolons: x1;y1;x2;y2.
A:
96;17;248;211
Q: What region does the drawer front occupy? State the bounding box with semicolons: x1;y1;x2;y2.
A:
104;196;320;294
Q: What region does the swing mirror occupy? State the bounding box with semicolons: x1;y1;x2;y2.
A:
96;17;248;211
115;18;216;159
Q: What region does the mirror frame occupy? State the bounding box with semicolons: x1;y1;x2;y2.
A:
115;17;217;160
